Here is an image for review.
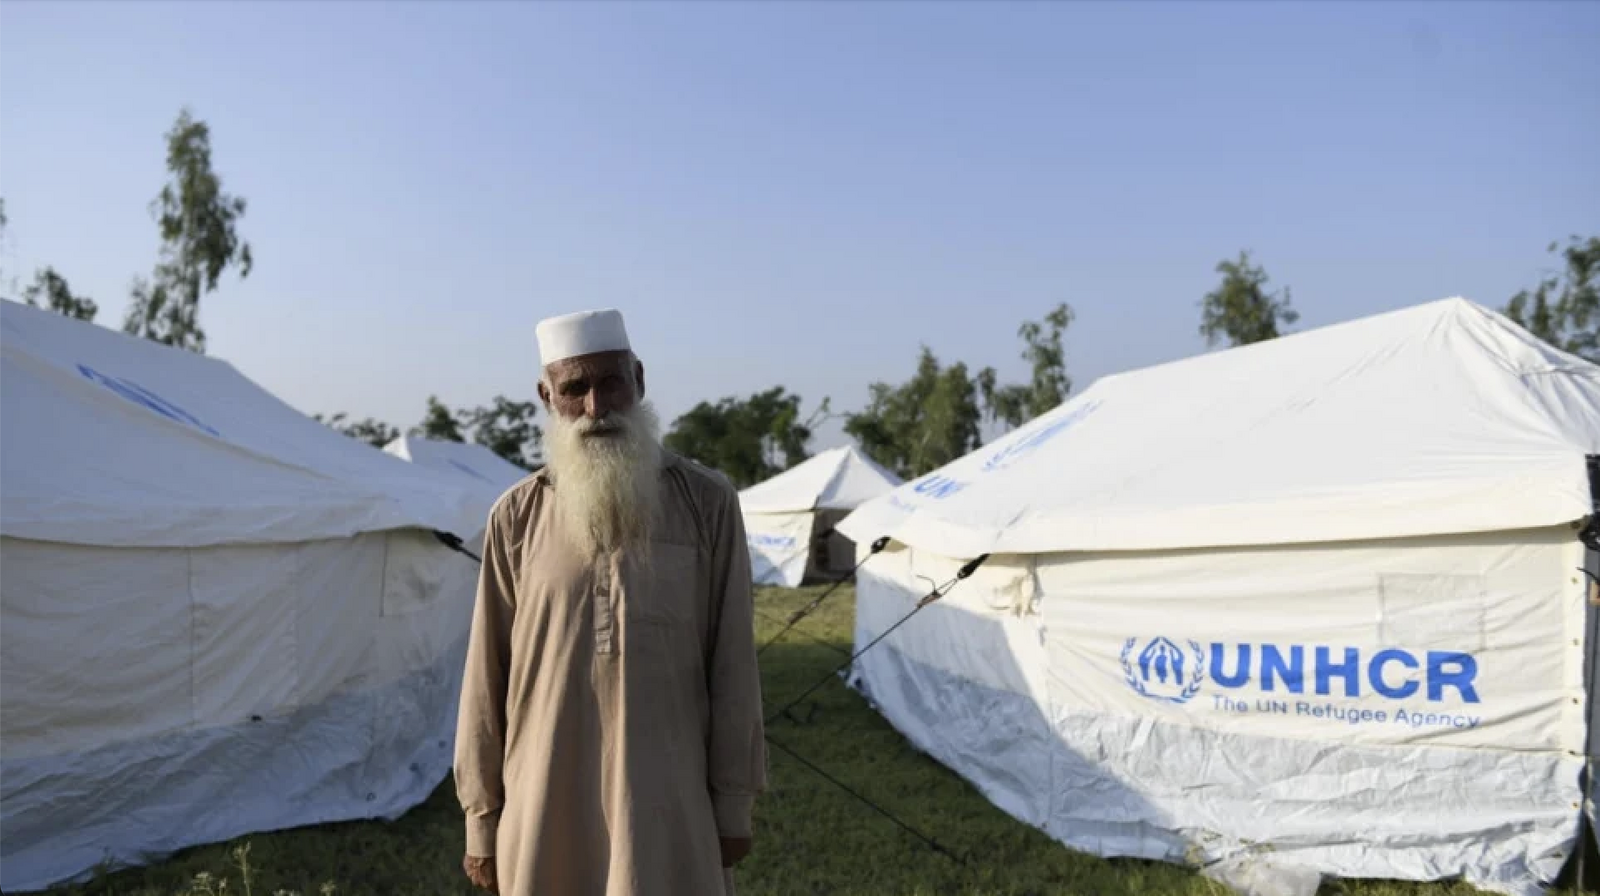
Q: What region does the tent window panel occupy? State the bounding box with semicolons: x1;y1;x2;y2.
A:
1377;573;1487;652
190;545;299;726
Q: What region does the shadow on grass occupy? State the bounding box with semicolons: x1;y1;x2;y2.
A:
749;585;1539;896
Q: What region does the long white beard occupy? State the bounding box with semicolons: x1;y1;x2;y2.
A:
544;401;663;561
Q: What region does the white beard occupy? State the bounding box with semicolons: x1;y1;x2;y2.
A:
544;401;663;561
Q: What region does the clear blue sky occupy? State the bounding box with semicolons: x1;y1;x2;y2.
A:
3;0;1596;450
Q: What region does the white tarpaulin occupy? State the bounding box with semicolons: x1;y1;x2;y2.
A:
744;511;817;588
0;300;487;892
840;298;1599;559
739;445;901;587
384;435;528;551
384;434;529;504
0;301;483;547
850;533;1586;896
837;298;1600;896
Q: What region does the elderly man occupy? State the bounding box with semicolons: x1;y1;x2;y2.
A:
454;308;767;896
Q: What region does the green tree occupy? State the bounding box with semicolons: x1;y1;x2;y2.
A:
2;200;99;321
22;267;98;322
664;387;826;488
977;302;1074;429
1504;236;1599;363
124;108;253;353
413;396;467;443
314;413;400;448
1199;250;1298;348
465;396;541;469
844;347;985;480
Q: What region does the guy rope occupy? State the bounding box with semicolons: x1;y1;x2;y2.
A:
436;525;985;867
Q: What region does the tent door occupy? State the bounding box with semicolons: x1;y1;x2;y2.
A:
803;509;854;585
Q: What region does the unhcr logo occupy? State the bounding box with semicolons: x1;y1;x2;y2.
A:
748;533;798;550
1120;637;1482;707
1121;636;1207;705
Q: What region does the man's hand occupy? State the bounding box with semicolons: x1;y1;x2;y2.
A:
463;855;498;893
720;836;753;867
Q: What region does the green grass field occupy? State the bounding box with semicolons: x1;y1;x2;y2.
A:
32;585;1588;896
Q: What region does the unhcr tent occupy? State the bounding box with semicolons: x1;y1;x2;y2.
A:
0;300;487;892
739;445;902;588
384;434;530;507
836;297;1600;896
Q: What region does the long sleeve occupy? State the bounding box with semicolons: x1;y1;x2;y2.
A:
704;486;768;838
454;500;519;857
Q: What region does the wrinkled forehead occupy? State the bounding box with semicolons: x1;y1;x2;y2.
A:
543;350;635;388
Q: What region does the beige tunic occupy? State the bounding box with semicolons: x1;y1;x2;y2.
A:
454;451;767;896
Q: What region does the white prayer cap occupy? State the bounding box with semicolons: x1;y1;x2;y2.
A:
535;308;632;367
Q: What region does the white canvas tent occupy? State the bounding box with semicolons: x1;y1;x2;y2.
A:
836;297;1600;896
384;434;530;509
0;300;488;892
739;445;902;588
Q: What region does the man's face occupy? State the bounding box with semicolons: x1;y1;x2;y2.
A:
538;351;645;438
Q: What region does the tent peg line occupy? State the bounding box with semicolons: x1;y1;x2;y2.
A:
756;535;891;658
433;529;482;564
764;552;990;729
765;732;965;865
754;549;989;867
442;525;979;870
755;608;852;658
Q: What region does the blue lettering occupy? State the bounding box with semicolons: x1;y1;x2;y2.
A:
1427;651;1480;704
749;534;797;549
1183;641;1480;704
77;364;219;437
911;474;967;500
1260;645;1304;693
1368;649;1419;699
980;400;1101;473
1209;643;1251;688
1315;646;1361;697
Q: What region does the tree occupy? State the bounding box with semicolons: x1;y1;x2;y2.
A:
844;347;985;480
413;395;467;443
3;199;99;321
663;387;827;488
1504;236;1599;363
977;302;1074;429
1199;251;1298;348
465;396;542;469
22;267;98;322
314;413;400;448
124;108;253;353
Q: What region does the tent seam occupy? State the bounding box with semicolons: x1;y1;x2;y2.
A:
187;549;197;730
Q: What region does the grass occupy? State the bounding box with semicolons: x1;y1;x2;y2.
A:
31;584;1591;896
